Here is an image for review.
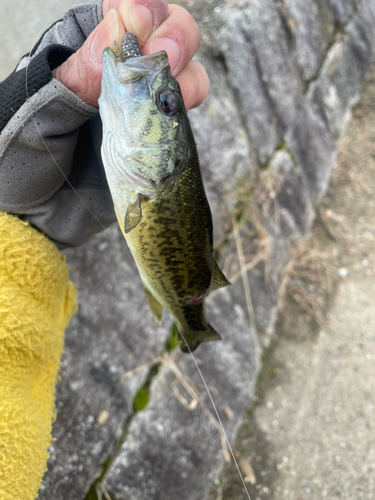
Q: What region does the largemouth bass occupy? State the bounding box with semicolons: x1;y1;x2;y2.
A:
98;33;230;352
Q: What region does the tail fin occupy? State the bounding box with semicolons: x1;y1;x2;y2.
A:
178;324;222;353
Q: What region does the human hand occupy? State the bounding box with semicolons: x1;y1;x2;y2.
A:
53;0;209;110
0;0;209;247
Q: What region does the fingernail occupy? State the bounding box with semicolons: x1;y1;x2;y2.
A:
107;0;122;10
129;4;153;42
90;9;120;64
150;38;181;74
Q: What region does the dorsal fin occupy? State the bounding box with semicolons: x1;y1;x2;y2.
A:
211;260;231;291
125;194;142;233
143;285;163;324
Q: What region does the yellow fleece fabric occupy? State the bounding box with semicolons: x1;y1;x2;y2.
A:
0;211;77;500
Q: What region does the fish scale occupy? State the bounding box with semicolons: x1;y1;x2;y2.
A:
129;152;212;298
99;33;230;352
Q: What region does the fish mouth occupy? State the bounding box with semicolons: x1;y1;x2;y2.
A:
99;40;182;190
98;41;172;142
99;33;188;195
101;44;170;90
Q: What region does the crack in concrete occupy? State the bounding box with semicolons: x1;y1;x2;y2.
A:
83;321;182;500
84;360;163;500
210;45;260;170
273;0;305;83
302;8;359;95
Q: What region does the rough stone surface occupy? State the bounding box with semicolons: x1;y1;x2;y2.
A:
270;151;315;237
228;150;315;342
285;17;374;204
104;291;259;500
38;226;172;500
279;0;334;81
214;1;303;163
285;77;337;206
328;0;354;24
188;53;253;241
208;73;375;497
356;0;375;48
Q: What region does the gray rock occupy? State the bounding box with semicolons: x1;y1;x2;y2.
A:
269;150;315;237
328;0;354;25
215;6;282;163
180;0;303;163
277;0;334;81
227;150;314;344
355;0;375;48
231;271;280;345
215;1;303;163
285;83;337;205
345;15;373;82
286;15;374;205
315;37;369;141
103;291;259;500
38;226;172;500
188;52;254;242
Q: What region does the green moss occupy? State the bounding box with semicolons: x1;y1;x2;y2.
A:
133;363;160;411
84;362;161;499
133;386;150;411
84;456;111;500
166;323;179;351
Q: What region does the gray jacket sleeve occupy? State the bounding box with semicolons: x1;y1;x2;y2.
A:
0;0;116;248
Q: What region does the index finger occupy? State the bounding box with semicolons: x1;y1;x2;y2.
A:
103;1;201;77
102;0;169;42
144;4;200;77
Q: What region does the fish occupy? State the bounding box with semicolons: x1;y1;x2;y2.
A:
98;33;230;352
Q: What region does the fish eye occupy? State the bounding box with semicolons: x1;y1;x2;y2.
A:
157;89;180;115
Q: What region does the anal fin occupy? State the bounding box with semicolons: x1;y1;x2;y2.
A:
211;260;231;291
143;285;163;324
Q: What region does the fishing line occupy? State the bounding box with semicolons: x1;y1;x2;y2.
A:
178;330;253;500
25;3;132;257
24;6;252;499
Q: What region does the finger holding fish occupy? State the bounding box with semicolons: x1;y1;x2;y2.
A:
176;60;209;110
118;1;209;108
102;0;169;40
143;4;201;76
53;0;208;109
53;9;125;107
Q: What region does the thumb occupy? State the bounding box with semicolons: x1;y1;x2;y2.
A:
53;9;125;107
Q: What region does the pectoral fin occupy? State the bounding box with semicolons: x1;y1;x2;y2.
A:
125;195;142;233
143;285;163;324
211;261;231;291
